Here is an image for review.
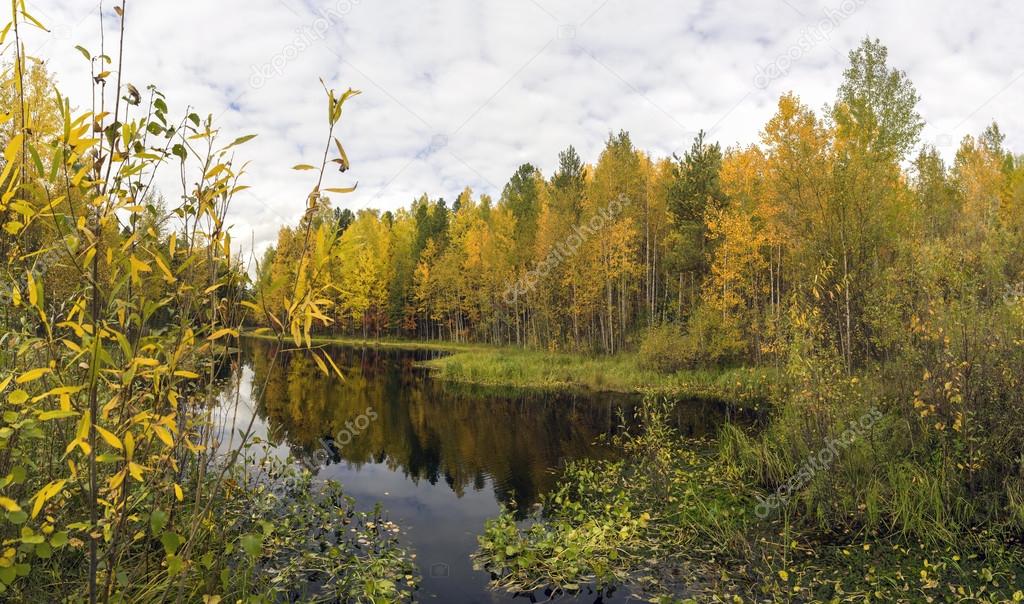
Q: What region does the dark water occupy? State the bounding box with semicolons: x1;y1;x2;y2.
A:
214;339;746;602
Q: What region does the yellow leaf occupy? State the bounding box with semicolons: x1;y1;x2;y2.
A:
321;351;346;381
129;255;151;284
128;462;145;481
325;185;357;194
65;438;91;456
4;133;23;163
108;469;127;491
173;371;200;379
95;425;123;450
152;253;176;283
76;410;91;441
31;480;66;518
152;425;174;448
16;367;50;384
204;164;227;179
174;484;183;502
312;351;329;376
26;270;38;307
38;410;78;421
0;497;21;513
207;328;238;341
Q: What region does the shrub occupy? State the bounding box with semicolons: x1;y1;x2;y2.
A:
681;305;747;367
639;308;747;374
637;323;688;373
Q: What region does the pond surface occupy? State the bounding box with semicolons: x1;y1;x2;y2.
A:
214;338;746;602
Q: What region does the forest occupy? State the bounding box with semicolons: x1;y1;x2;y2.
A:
253;38;1024;373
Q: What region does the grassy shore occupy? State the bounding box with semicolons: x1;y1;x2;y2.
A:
420;348;777;404
242;332;778;404
241;330;491;352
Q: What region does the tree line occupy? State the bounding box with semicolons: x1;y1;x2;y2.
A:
254;38;1024;371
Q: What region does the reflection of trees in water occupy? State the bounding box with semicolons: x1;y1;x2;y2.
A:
240;339;754;508
242;340;633;507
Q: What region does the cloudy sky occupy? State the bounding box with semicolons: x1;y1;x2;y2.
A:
20;0;1024;260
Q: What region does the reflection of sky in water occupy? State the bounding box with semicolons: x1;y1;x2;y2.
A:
321;461;508;603
213;366;290;461
211;342;738;603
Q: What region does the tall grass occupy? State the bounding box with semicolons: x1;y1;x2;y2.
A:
718;303;1024;549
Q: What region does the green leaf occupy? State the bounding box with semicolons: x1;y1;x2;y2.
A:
34;543;52;559
49;532;68;548
166;555;183;577
150;509;168;536
225;134;257;149
239;533;262;558
160;531;181;556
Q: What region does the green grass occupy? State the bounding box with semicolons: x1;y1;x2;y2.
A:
420;347;778;405
241;331;779;404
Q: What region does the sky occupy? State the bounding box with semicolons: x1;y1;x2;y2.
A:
19;0;1024;261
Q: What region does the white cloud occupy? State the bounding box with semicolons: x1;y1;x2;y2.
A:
19;0;1024;260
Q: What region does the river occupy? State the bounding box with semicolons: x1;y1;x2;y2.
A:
213;338;745;602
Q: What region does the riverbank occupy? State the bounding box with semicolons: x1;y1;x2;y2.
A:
421;348;776;405
241;332;778;405
242;331;491;353
476;398;1024;602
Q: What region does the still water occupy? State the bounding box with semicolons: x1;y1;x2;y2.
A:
214;339;743;602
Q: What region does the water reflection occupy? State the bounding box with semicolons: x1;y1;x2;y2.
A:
219;338;753;602
245;339;635;510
